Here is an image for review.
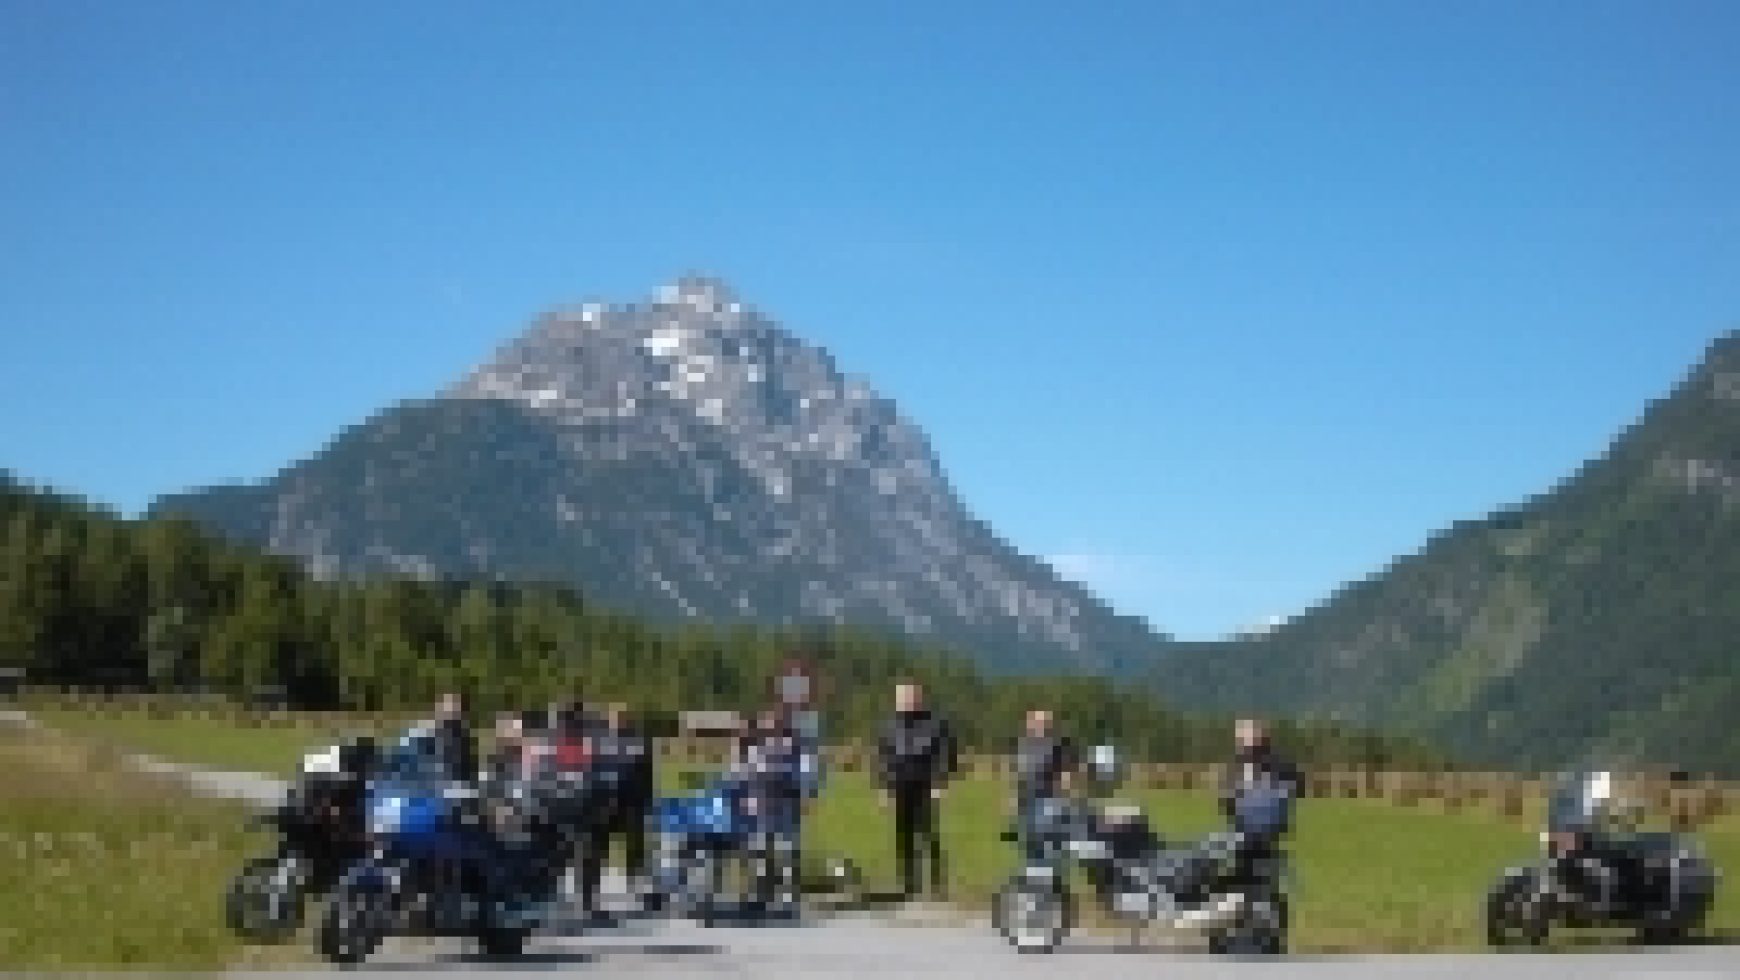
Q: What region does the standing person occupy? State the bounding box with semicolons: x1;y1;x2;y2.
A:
594;703;656;907
481;712;552;910
1218;719;1302;886
430;691;478;783
548;700;615;923
875;682;959;900
737;707;807;912
485;712;526;785
1012;709;1079;864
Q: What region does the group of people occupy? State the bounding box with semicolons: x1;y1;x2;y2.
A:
870;681;1303;899
369;693;660;919
300;681;1302;916
442;691;821;917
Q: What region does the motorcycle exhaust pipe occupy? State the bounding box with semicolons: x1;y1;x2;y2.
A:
1173;892;1248;930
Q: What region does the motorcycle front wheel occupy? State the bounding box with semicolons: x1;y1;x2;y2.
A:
316;878;391;965
684;850;723;926
1486;871;1550;948
225;854;306;943
992;877;1074;954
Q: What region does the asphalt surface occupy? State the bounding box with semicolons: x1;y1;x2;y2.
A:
8;709;1739;978
223;919;1740;979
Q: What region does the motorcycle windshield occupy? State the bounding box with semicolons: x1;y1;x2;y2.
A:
1545;771;1602;833
377;743;450;785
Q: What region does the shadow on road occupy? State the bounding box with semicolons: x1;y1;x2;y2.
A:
357;940;726;971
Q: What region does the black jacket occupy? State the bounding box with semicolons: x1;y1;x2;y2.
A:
876;709;959;792
289;771;367;849
595;726;655;805
1218;745;1302;822
434;716;479;783
1015;734;1077;803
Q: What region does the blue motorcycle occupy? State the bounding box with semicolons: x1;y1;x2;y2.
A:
314;730;550;964
651;772;754;923
651;768;858;923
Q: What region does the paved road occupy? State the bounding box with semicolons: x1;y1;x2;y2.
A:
10;709;1739;978
220;919;1740;979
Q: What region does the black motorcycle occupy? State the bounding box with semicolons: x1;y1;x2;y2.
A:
992;746;1291;956
1487;769;1717;948
225;744;372;943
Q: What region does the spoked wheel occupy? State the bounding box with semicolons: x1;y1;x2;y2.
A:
1209;892;1287;956
992;878;1074;954
225;854;306;943
316;880;391;965
1487;872;1550;948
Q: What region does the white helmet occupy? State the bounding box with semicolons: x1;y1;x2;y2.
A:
301;745;343;777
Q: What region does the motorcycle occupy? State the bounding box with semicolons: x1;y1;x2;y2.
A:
224;741;372;943
651;770;860;923
313;729;556;965
991;745;1291;956
652;772;770;923
1487;769;1717;948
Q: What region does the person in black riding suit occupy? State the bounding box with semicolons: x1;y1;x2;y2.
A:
1218;718;1302;887
431;691;479;783
1546;771;1646;915
587;703;656;909
876;682;959;900
548;701;621;922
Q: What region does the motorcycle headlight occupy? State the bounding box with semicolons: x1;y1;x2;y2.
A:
369;796;405;838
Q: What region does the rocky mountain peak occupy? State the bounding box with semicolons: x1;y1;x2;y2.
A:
656;273;742;314
154;277;1169;677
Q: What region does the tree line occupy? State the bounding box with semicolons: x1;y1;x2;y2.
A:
0;470;1450;768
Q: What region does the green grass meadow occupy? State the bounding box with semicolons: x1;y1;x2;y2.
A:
20;700;400;778
0;723;301;970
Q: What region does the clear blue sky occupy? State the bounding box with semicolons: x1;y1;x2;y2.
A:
4;1;1737;640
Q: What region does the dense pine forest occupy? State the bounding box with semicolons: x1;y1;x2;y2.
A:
0;470;1447;767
